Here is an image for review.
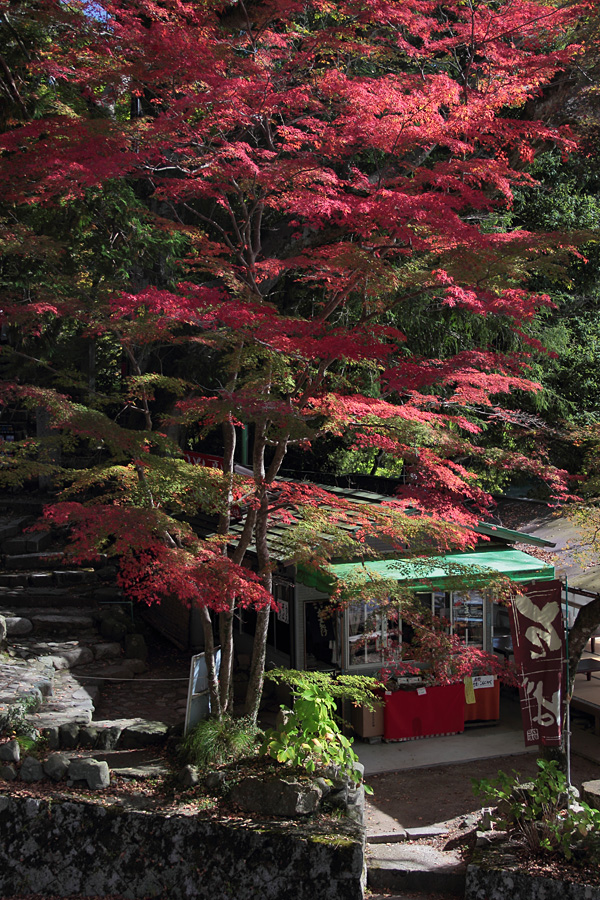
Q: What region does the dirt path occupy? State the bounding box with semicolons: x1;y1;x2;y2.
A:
366;751;600;830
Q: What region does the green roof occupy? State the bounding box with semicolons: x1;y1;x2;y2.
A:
297;548;555;594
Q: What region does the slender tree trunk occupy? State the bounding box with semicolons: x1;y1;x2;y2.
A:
245;486;272;721
244;426;290;721
216;416;237;714
199;604;222;720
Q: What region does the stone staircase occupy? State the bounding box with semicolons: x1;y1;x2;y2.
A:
0;498;181;755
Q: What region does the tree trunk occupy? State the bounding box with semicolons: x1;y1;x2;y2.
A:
245;606;271;721
198;604;222;720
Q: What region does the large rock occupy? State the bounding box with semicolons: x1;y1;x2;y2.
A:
20;757;44;783
43;753;70;782
68;758;110;790
232;776;323;817
0;741;20;764
41;726;60;750
59;723;80;749
179;765;200;788
78;726;98;749
99;617;127;642
93;642;123;661
121;722;169;748
582;779;600;811
95;725;122;751
0;764;17;781
0;615;6;645
124;634;148;662
5;617;33;636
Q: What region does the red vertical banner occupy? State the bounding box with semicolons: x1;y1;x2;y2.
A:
509;580;565;747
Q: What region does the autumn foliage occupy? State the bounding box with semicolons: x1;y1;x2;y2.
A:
0;0;587;716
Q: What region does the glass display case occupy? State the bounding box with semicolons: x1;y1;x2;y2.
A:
452;590;485;648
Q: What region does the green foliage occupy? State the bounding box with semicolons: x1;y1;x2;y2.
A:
474;759;600;864
261;669;378;789
179;715;260;770
0;693;42;741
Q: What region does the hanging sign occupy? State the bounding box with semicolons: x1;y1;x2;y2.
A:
509;580;565;747
182;451;224;469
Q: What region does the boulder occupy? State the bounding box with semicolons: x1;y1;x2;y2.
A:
0;740;20;764
95;725;122;751
41;726;60;750
582;779;600;811
231;776;323;817
205;771;228;792
43;753;70;782
121;722;169;748
59;723;80;749
0;615;6;645
179;765;200;788
0;764;17;781
68;757;110;790
20;756;44;783
99;617;127;642
93;642;123;661
124;633;148;662
78;726;98;749
5;617;33;636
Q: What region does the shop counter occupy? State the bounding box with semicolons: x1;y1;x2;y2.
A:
383;682;465;741
464;676;500;722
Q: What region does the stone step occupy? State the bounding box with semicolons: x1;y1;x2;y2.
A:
2;531;53;554
0;659;55;712
34;718;171;751
367;845;466;897
0;589;100;610
7;639;127;670
0;569;101;589
4;552;66;570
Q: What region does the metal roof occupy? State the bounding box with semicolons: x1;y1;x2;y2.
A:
297;548;556;594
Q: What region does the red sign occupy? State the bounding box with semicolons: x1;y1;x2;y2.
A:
509;580;565;747
182;451;224;470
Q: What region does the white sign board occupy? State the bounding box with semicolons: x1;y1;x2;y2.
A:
184;649;221;734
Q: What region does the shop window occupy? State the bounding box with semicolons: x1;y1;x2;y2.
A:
347;601;400;669
414;590;485;649
452;590;484;648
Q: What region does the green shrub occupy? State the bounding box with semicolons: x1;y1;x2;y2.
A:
474;758;600;865
0;693;41;741
260;669;379;789
180;715;260;770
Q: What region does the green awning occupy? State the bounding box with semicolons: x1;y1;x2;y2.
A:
297;548;555;594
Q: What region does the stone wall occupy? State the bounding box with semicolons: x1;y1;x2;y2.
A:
0;793;365;900
466;862;600;900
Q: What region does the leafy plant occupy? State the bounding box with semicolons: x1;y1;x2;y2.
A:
0;692;42;742
260;669;379;789
474;759;600;864
179;715;260;770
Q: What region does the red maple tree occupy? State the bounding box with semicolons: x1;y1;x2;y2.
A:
0;0;585;718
